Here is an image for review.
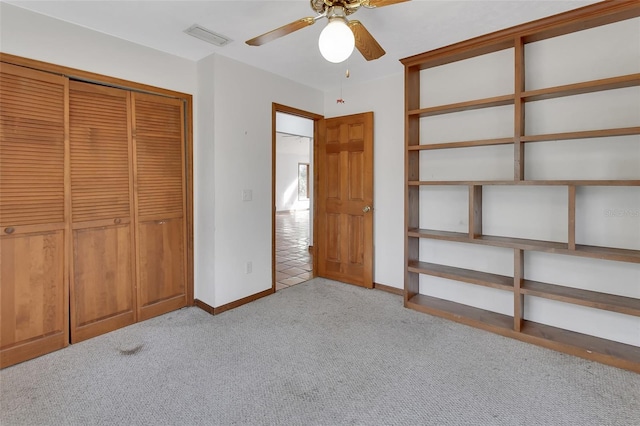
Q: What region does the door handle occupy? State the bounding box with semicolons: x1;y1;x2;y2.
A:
4;227;15;234
362;206;371;213
114;218;121;225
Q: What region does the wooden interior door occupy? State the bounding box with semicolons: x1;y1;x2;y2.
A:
317;112;374;288
0;63;69;367
132;93;187;321
69;81;136;343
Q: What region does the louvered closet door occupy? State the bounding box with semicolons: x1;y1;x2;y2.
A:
69;81;136;342
0;63;69;368
132;93;187;321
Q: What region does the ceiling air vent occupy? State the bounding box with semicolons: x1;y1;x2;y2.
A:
184;24;232;47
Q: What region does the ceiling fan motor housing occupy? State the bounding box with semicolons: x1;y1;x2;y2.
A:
312;0;362;16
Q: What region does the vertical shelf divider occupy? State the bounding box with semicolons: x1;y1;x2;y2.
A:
405;66;421;302
513;249;525;332
514;36;525;181
469;185;483;239
568;185;577;250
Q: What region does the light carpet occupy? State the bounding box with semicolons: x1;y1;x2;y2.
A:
1;278;639;425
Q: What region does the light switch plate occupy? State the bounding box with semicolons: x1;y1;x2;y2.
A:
242;189;252;201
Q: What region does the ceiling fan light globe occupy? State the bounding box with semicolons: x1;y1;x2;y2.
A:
318;19;355;63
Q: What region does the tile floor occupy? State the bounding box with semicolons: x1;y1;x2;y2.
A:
276;210;313;291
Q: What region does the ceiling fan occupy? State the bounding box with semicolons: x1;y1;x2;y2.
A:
245;0;410;64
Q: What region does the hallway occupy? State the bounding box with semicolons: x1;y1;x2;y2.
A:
275;210;313;291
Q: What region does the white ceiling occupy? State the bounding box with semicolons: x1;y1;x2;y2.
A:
4;0;596;91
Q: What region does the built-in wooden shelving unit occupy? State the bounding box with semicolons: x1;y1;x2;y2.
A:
401;0;640;373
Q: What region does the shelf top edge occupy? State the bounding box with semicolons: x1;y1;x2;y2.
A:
400;1;640;69
408;180;640;186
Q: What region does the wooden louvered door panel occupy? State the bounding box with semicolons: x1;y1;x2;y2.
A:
69;81;136;343
132;93;187;321
0;63;69;368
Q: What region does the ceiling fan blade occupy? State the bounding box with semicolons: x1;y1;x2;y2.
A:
246;17;316;46
348;20;385;61
366;0;411;8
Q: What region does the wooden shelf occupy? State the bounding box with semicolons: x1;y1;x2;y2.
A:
521;73;640;102
403;1;640;373
408;228;640;263
409;180;640;186
408;95;514;118
406;294;514;332
405;295;640;373
522;127;640;143
407;137;513;151
519;321;640;372
521;280;640;317
407;127;640;150
574;244;640;263
408;260;513;291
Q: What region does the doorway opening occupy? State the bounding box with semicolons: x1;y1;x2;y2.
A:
272;104;323;291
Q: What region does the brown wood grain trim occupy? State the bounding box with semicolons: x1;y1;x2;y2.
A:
400;1;640;69
63;76;71;352
71;218;132;230
568;186;576;250
409;180;640;186
408;138;514;151
0;61;66;84
71;311;135;344
408;260;513;291
126;92;139;320
521;280;640;317
513;249;524;332
0;223;66;235
514;36;525;181
409;94;514;117
1;53;191;100
138;211;184;222
313;118;323;277
185;97;195;307
138;295;187;322
373;282;404;295
469;185;482;239
273;103;324;121
194;299;216;316
195;288;275;316
522;73;640;102
406;294;640;373
522;127;640;142
271;103;277;292
408;228;640;264
519;320;640;373
0;332;66;369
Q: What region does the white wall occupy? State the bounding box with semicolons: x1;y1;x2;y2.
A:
0;3;213;300
0;4;325;310
203;54;323;307
0;3;196;95
324;73;406;290
0;4;213;304
275;134;311;212
195;53;216;305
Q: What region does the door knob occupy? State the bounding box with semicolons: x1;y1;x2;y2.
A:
363;206;371;213
4;227;15;234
